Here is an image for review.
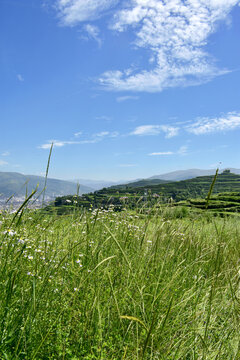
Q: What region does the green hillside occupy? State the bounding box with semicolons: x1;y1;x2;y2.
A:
47;170;240;214
180;191;240;216
97;169;240;202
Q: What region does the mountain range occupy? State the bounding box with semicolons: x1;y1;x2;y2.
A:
0;172;93;199
110;168;240;189
1;168;239;199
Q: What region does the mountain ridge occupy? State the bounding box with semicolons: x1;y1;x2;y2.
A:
0;171;93;198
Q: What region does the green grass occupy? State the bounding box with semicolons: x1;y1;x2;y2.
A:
0;205;240;359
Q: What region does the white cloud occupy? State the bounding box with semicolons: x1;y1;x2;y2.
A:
94;131;119;138
116;95;139;102
149;151;174;156
131;125;179;138
95;131;109;137
186;111;240;134
56;0;119;26
0;160;8;166
177;145;188;155
1;151;10;156
39;131;119;149
149;145;188;156
17;74;24;82
95;115;112;121
99;0;238;92
83;24;102;46
39;140;81;149
74;131;82;137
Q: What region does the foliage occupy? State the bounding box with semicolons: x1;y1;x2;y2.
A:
0;204;240;359
49;171;240;214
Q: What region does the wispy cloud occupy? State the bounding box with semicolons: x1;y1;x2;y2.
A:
39;140;82;149
186;111;240;135
74;131;82;137
116;95;139;102
0;160;8;166
53;1;239;92
56;0;119;26
118;164;137;167
1;151;10;156
131;125;179;138
39;131;119;149
178;145;188;155
99;0;237;92
149;151;174;156
82;24;102;47
95;131;110;137
17;74;24;82
95;115;112;122
149;145;188;156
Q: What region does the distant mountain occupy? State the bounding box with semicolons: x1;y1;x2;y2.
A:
71;179;122;191
52;170;240;211
148;168;240;181
96;170;240;203
0;172;94;198
72;168;240;191
109;178;171;190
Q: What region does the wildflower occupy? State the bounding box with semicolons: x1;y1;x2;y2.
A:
28;255;33;260
3;229;16;236
74;288;79;292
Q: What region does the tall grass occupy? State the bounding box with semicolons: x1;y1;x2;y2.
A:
0;205;240;359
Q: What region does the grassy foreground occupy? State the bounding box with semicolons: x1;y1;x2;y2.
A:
0;206;240;359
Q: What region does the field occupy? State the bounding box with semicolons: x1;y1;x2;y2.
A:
1;203;240;359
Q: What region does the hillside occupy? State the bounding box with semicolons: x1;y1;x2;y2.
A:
186;191;240;216
149;168;217;181
97;169;240;200
0;171;93;198
47;170;240;214
107;168;240;191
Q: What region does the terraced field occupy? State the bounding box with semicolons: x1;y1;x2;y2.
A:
47;170;240;214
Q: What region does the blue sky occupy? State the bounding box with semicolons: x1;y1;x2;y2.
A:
1;0;240;181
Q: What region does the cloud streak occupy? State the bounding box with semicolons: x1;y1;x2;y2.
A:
39;131;119;149
131;125;179;138
17;74;24;82
186;111;240;134
1;151;10;156
149;145;188;156
83;24;102;46
149;151;174;156
116;95;139;102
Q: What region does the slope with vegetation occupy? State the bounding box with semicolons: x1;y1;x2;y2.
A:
0;202;240;359
48;170;240;214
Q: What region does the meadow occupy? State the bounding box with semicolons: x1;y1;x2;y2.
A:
0;201;240;359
